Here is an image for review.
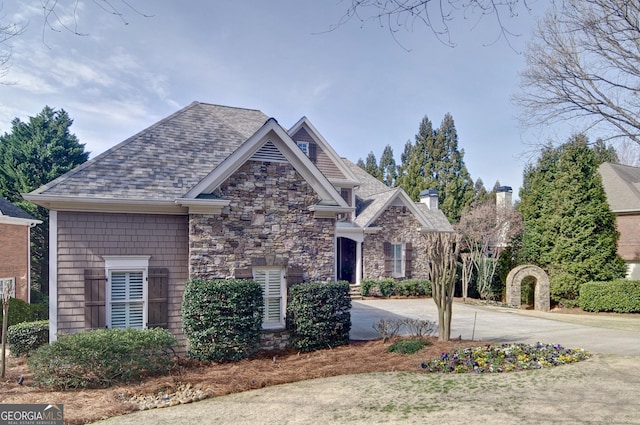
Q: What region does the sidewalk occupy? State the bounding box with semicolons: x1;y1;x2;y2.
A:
350;298;640;355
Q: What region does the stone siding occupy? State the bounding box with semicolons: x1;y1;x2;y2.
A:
363;205;430;280
0;223;30;302
55;212;189;343
189;160;335;282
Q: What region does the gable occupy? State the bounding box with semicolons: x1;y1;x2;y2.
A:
287;118;359;186
179;118;351;216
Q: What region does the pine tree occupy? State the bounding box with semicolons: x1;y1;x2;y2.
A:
519;134;625;303
0;106;89;294
378;144;397;187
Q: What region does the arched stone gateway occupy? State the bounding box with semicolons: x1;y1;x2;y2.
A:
506;265;550;312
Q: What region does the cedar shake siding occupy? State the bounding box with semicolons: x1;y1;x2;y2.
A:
56;212;188;342
0;223;30;302
290;128;345;179
189;160;335;282
363;205;430;280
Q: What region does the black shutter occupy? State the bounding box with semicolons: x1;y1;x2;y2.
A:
286;266;304;287
404;243;413;278
84;268;106;330
383;242;392;277
147;268;169;329
309;143;317;163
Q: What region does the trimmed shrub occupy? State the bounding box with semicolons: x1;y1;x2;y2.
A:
7;320;49;356
360;279;431;298
27;328;178;389
387;338;432;354
0;298;37;330
287;282;351;351
182;278;263;362
579;280;640;313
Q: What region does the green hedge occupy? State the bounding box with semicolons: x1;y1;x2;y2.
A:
0;298;47;336
7;320;49;356
360;279;432;297
579;279;640;313
182;278;263;362
287;282;351;351
27;328;178;389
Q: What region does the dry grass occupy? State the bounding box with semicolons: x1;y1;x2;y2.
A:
0;337;476;425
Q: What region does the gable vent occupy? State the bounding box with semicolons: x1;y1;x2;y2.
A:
251;140;287;163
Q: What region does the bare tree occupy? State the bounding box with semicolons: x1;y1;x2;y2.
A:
456;199;523;300
426;231;460;341
0;16;26;80
460;252;473;300
515;0;640;145
616;139;640;167
334;0;534;47
1;279;13;378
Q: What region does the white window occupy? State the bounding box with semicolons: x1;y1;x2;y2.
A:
297;141;309;156
103;256;149;330
253;267;285;329
0;277;15;299
391;243;404;278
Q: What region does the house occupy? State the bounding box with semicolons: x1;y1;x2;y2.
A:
598;162;640;279
0;196;42;302
24;101;453;346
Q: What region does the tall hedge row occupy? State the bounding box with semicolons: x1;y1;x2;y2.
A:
579;280;640;313
287;281;351;351
182;279;263;361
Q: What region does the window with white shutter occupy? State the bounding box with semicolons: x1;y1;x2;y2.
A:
391;243;403;278
0;277;15;299
253;267;285;329
103;256;149;330
110;271;145;329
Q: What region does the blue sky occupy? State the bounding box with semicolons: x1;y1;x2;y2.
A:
0;0;563;197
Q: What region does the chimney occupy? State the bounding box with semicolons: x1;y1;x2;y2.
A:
419;189;439;210
496;186;513;210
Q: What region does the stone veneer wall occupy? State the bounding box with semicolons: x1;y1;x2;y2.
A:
363;205;430;280
189;160;335;282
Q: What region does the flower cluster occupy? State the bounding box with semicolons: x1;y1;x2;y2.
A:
421;342;590;374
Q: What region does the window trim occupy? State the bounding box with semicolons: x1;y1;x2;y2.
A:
103;256;150;330
0;277;15;299
390;243;404;278
252;266;286;329
296;141;309;156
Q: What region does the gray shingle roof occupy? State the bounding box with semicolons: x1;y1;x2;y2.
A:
0;196;36;220
30;102;269;201
342;159;453;231
599;162;640;212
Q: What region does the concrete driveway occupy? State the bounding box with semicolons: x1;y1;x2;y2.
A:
351;298;640;355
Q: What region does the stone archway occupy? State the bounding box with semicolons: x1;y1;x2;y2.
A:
506;265;550;312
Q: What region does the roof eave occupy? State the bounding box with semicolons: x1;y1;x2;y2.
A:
23;194;187;215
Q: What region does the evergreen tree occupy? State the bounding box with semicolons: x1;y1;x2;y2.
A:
0;106;89;294
378;144;397;187
472;178;489;205
396;113;474;222
362;151;381;180
519;134;625;304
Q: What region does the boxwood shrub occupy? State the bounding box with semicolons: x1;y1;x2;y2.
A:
579;279;640;313
287;281;351;351
7;320;49;356
27;327;178;389
182;278;263;362
360;279;431;297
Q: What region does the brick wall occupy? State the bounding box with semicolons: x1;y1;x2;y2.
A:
363;205;430;280
616;214;640;261
189;160;335;281
0;223;30;302
55;212;189;343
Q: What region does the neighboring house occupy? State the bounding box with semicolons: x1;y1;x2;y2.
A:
24;101;452;345
599;162;640;279
0;196;42;302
